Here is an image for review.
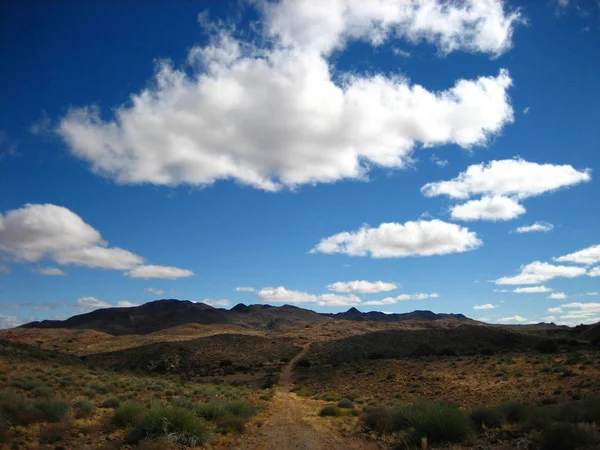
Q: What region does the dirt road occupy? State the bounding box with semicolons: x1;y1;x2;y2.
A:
222;345;385;450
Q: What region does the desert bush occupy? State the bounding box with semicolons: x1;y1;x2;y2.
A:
362;406;393;433
35;398;71;423
125;405;213;445
496;401;527;423
322;392;338;402
32;385;53;398
391;400;469;444
469;406;503;430
319;405;342;417
73;399;95;418
296;359;311;368
337;398;354;409
100;396;121;408
538;422;599;450
38;423;69;444
215;415;245;434
111;401;145;427
536;339;559;354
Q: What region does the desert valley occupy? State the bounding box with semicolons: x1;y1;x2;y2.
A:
0;300;599;449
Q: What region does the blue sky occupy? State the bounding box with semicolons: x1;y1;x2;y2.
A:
1;0;600;328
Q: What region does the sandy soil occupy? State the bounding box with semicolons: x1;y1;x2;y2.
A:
219;345;386;450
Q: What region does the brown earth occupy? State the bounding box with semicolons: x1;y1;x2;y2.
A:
219;345;386;450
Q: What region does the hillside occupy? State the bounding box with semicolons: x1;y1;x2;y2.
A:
20;299;327;335
19;299;477;335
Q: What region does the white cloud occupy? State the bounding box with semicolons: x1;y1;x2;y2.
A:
0;203;144;270
0;314;30;329
589;267;600;277
422;159;591;200
363;292;438;305
0;265;11;274
513;285;552;294
555;244;600;265
543;315;557;322
117;301;138;307
264;0;522;57
257;286;360;306
547;292;567;300
493;289;509;293
146;287;165;295
496;315;527;323
326;280;397;294
548;307;563;313
450;195;525;221
474;303;496;310
202;298;231;308
430;154;449;167
311;220;482;258
315;293;361;307
59;0;516;193
558;302;600;324
523;106;530;114
515;222;554;233
125;265;194;280
235;286;256;292
495;261;586;285
477;317;490;322
258;286;317;304
33;266;66;276
77;296;111;311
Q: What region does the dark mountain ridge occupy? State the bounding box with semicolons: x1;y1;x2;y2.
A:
18;298;536;336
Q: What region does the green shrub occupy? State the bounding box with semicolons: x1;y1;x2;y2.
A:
35;398;70;423
337;398;354;409
38;423;68;444
100;396;121;409
195;401;227;421
362;406;392;433
392;400;469;444
322;392;338;402
469;406;503;430
223;400;257;419
539;422;599;450
73;399;95;418
32;385;54;398
319;405;342;417
496;401;527;423
125;405;213;446
111;401;145;427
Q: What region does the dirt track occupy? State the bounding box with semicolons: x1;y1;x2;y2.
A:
222;345;384;450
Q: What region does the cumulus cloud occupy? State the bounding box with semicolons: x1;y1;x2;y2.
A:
514;222;554;233
326;280;397;294
513;285;552;294
558;302;600;324
0;204;143;270
363;292;439;305
202;298;231;307
495;261;586;285
450;195;525;221
0;314;30;329
264;0;522;56
77;296;111;311
124;265;194;280
473;303;496;310
117;301;138;307
496;315;527;323
589;267;600;277
146;287;165;295
33;266;66;276
311;220;482;258
547;292;567;300
257;286;360;306
422;159;591;200
235;287;256;292
555;244;600;265
548;307;563;314
58;0;517;193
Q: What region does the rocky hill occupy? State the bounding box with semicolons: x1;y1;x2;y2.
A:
20;300;476;335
